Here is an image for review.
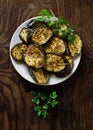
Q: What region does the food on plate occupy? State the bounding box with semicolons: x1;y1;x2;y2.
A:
44;37;66;55
27;20;47;30
44;53;72;77
68;34;82;56
44;53;65;72
29;68;49;84
24;44;45;68
55;59;71;77
56;24;68;37
11;43;27;61
32;26;53;45
11;9;82;84
55;55;73;77
19;28;32;44
65;55;73;68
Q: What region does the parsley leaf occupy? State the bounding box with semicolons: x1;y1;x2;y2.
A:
67;33;75;42
49;91;57;99
42;110;48;118
38;9;54;17
58;17;68;25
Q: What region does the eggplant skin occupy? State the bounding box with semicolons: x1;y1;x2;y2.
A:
29;68;49;84
44;37;66;55
27;20;47;30
68;34;82;57
55;63;71;77
32;26;53;45
24;44;45;68
19;28;32;44
11;43;27;61
44;53;66;72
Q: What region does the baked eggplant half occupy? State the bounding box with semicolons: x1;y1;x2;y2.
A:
29;68;49;84
24;44;45;68
32;26;53;45
68;34;82;57
11;43;27;61
19;28;32;44
44;37;66;55
27;20;46;30
44;53;66;72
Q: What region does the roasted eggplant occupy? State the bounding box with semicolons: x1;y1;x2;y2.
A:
44;53;66;72
19;28;32;44
44;53;72;77
44;37;66;55
24;44;45;68
55;56;72;77
11;43;27;61
32;26;53;45
27;20;46;30
68;34;82;57
29;68;49;84
65;55;73;68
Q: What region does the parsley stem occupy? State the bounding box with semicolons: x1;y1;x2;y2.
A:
49;9;55;17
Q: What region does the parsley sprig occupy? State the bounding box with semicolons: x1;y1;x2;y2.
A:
31;90;58;118
37;9;75;42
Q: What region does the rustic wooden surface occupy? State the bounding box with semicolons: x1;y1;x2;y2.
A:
0;0;93;130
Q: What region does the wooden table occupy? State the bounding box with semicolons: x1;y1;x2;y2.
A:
0;0;93;130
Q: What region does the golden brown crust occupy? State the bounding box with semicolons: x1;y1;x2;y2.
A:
44;37;66;54
24;44;45;68
68;34;82;57
44;53;65;72
32;27;53;45
30;68;49;84
11;43;27;61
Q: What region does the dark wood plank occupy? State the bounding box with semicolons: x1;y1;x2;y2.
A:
0;0;93;130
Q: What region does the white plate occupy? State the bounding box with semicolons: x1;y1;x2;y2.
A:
10;17;81;86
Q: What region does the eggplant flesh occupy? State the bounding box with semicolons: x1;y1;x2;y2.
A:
32;27;53;45
44;53;66;72
11;43;27;61
24;44;45;68
68;34;82;57
19;28;32;44
29;68;49;84
44;37;66;55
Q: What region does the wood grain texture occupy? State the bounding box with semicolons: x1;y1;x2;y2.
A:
0;0;93;130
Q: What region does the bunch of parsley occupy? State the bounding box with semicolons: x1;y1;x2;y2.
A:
37;9;75;42
31;90;58;118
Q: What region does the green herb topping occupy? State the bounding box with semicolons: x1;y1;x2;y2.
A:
37;9;75;42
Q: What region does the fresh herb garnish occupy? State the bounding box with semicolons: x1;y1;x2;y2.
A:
37;9;75;42
38;9;54;17
31;90;58;118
